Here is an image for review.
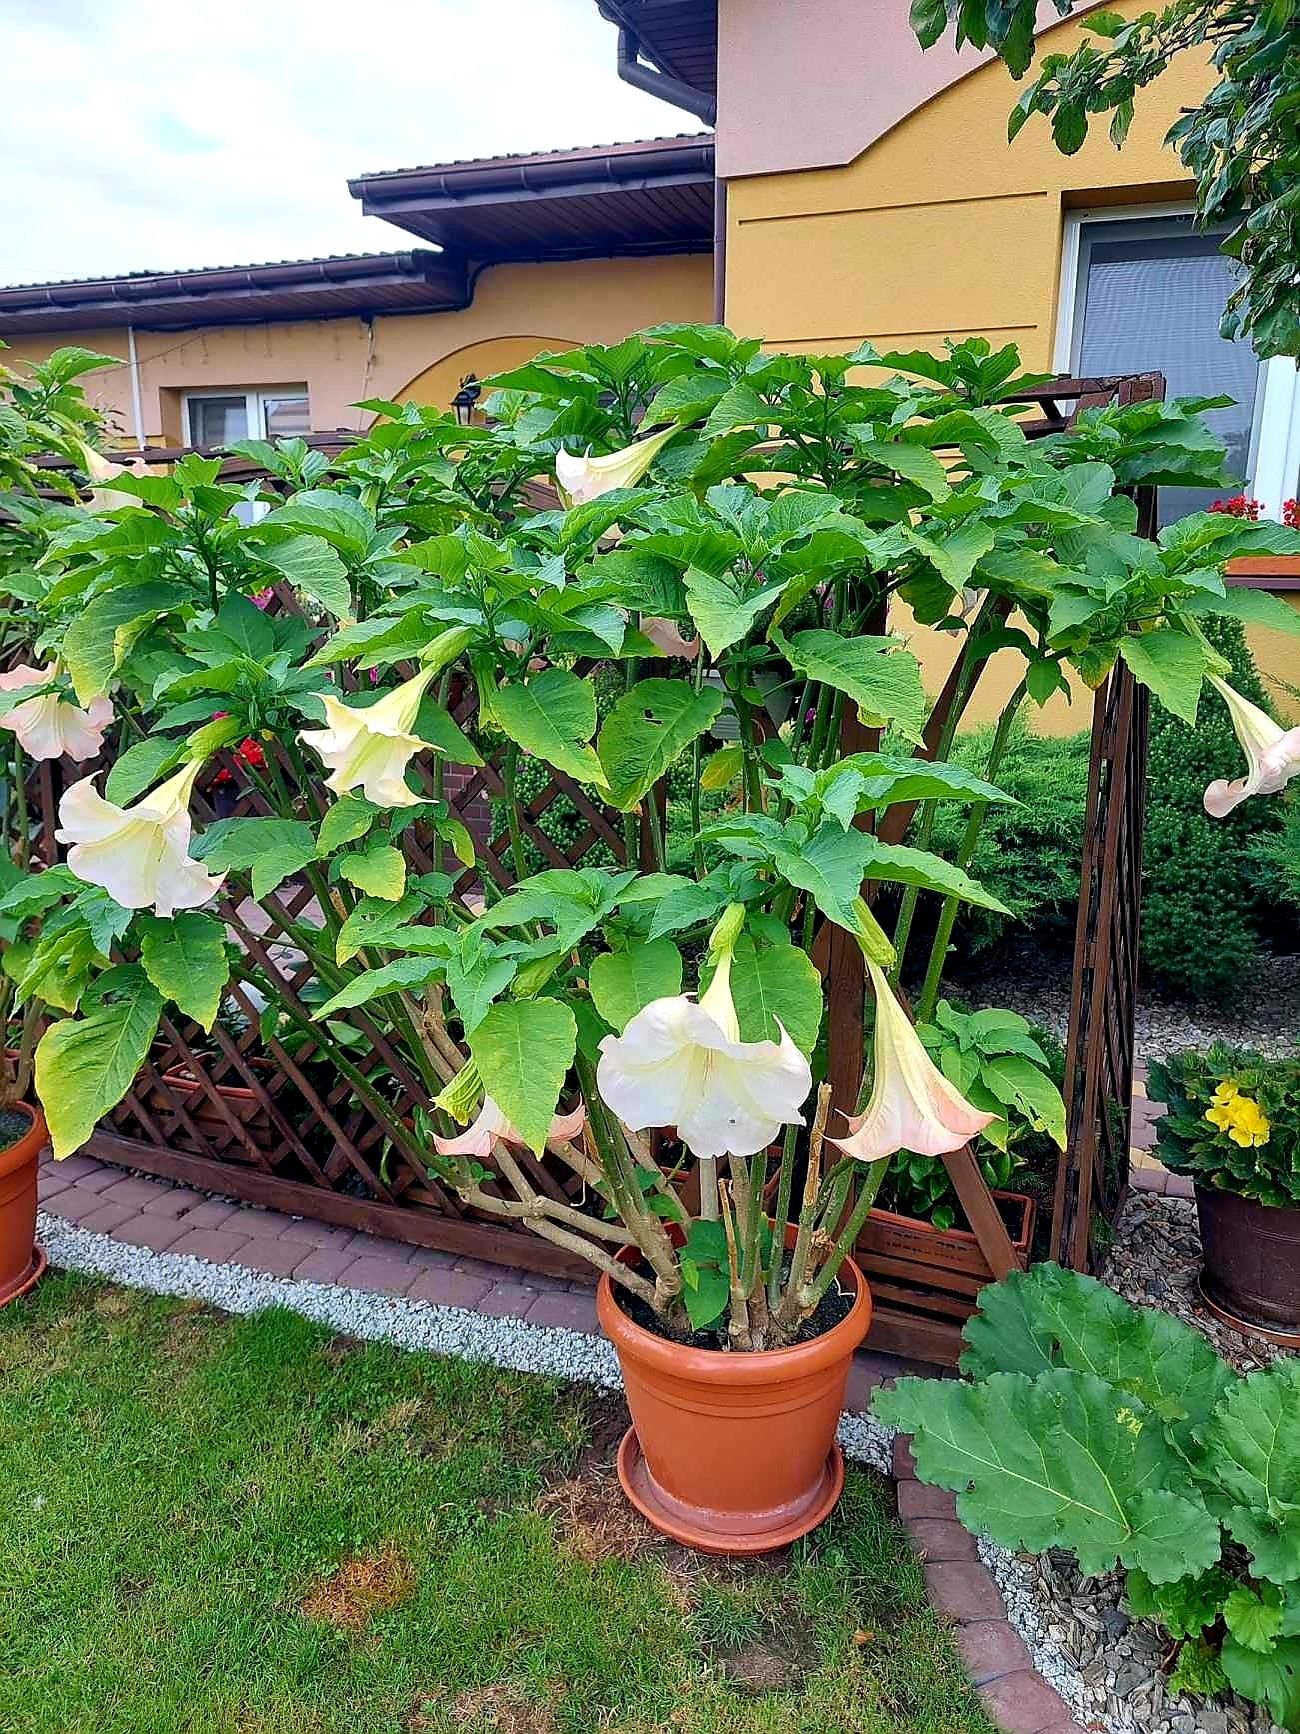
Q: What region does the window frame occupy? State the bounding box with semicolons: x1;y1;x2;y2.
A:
1054;203;1300;520
182;385;310;447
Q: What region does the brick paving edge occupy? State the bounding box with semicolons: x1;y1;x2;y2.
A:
891;1436;1089;1734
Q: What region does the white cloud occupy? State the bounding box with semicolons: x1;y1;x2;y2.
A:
0;0;693;283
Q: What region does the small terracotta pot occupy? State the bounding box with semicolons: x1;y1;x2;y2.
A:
596;1253;872;1554
0;1102;48;1306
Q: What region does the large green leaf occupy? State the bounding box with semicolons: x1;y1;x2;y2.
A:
1119;630;1208;725
588;940;682;1033
1221;1634;1300;1729
783;631;926;742
960;1265;1234;1458
337;843;406;902
255;533;350;616
314;954;449;1019
839;753;1014;812
413;697;483;767
855;438;952;501
1188;586;1300;639
137;911;230;1032
875;1368;1221;1582
861;837;1011;914
104;737;185;806
596;679;724;811
63;581;192;702
315;795;378;858
36;971;164;1159
724;937;823;1056
258;490;372;562
469;998;578;1154
683;566;782;656
195;818;317;900
767;824;870;930
1199;1360;1300;1583
981;1053;1066;1147
491;670;608;788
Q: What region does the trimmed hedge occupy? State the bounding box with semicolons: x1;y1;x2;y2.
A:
932;615;1286;1000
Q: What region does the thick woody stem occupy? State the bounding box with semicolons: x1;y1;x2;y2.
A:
718;1180;750;1350
775;1082;832;1332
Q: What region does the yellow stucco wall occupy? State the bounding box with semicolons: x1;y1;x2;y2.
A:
720;1;1273;730
3;253;712;445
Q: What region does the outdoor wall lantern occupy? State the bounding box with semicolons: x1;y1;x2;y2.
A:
452;375;481;426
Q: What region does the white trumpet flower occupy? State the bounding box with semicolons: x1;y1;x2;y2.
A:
299;666;438;807
554;424;678;508
830;961;995;1163
0;663;112;761
1203;673;1300;817
433;1096;586;1160
596;943;812;1161
56;759;224;916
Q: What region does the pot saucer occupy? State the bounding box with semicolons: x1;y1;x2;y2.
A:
1198;1276;1300;1349
0;1244;47;1308
616;1427;845;1555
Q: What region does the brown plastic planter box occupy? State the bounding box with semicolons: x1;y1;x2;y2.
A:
855;1190;1036;1325
141;1065;279;1160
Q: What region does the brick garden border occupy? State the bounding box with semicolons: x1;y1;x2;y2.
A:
893;1437;1089;1734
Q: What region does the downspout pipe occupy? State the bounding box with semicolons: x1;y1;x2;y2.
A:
616;27;716;126
126;324;146;450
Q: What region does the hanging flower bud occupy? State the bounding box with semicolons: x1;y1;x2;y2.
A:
554;424;678;507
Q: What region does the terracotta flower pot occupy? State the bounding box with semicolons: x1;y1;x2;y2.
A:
596;1254;872;1555
0;1102;48;1306
1196;1183;1300;1346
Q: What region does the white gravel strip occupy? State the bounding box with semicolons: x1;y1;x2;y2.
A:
35;1210;896;1467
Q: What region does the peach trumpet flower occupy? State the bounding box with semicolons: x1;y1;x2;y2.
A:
830;961;995;1163
0;662;112;761
433;1096;587;1160
1203;673;1300;817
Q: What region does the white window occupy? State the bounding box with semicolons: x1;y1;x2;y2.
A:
1056;209;1300;522
184;386;310;448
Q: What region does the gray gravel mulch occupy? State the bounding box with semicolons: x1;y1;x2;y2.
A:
965;945;1300;1063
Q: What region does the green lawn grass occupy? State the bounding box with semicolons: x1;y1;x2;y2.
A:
0;1273;991;1734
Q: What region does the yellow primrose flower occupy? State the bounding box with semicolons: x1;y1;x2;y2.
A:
1211;1080;1240;1106
1228;1097;1270;1148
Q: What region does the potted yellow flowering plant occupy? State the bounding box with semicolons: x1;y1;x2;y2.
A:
1148;1047;1300;1341
9;326;1300;1549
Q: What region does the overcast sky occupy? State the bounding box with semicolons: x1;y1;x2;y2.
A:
0;0;692;285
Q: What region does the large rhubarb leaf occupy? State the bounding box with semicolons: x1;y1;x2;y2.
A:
875;1368;1221;1582
961;1265;1233;1457
1197;1360;1300;1584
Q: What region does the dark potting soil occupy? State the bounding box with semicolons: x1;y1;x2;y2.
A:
615;1258;854;1353
0;1107;31;1153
